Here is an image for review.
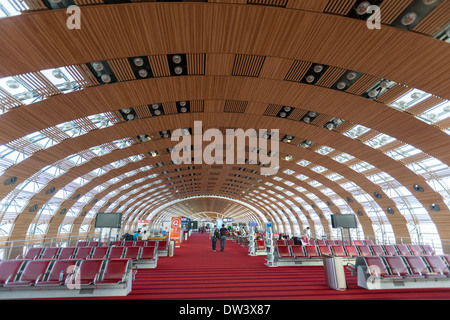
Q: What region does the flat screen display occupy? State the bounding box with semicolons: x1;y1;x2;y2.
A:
331;214;357;228
95;212;122;228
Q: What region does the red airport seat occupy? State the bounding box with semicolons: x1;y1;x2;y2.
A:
291;245;308;258
382;245;398;256
146;240;157;247
90;246;109;259
353;240;365;246
384;256;424;279
58;247;76;260
403;256;446;279
330;245;350;257
315;240;326;246
111;241;123;246
370;245;386;256
364;256;402;279
124;246;141;260
364;240;375;245
140;246;157;261
325;240;336;245
276;240;286;246
395;244;411;256
0;260;25;286
71;259;103;285
408;245;424;256
286;240;294;246
4;260;52;287
123;241;135;247
157;240;168;251
76;241;87;247
108;246;125;259
135;241;145;247
277;245;293;258
95;259;130;285
318;245;332;256
421;245;435;255
356;245;373;256
87;241;99;247
39;247;60;260
17;247;43;260
344;245;359;257
256;240;265;250
304;246;320;258
74;247;93;259
36;260;78;286
424;256;450;277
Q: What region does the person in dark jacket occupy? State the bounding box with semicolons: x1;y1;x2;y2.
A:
209;225;219;252
219;225;228;252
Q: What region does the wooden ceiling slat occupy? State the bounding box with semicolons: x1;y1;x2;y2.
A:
324;0;356;15
406;96;445;116
187;53;205;75
379;0;413;25
413;1;450;36
108;58;136;82
376;84;410;105
345;74;379;96
148;55;170;78
315;66;346;88
284;60;311;82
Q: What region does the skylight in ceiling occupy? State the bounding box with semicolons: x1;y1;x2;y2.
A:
389;88;431;111
0;1;23;18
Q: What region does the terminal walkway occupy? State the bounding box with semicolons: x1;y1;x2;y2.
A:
114;232;450;300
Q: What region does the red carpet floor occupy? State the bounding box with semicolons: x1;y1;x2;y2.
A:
116;232;450;300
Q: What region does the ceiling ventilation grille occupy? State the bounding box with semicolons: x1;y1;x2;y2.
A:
232;54;266;77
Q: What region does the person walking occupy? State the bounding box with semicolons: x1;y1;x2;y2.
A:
209;225;219;252
219;225;228;252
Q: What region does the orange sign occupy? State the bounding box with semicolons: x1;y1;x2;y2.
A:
170;217;182;247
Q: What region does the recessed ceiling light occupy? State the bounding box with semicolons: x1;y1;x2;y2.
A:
313;65;323;73
368;89;378;98
172;55;182;64
52;69;64;79
134;57;144;67
356;1;370;15
336;81;346;90
6;80;19;89
138;69;148;78
93;62;104;72
174;66;183;74
346;72;356;80
101;74;111;83
306;75;315;83
401;12;417;26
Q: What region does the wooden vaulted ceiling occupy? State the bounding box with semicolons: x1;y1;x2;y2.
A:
0;1;449;242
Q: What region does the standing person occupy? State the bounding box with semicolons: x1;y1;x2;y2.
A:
219;225;228;252
209;225;219;252
142;230;149;240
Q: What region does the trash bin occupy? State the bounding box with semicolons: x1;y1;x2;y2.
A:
168;240;175;257
322;255;347;291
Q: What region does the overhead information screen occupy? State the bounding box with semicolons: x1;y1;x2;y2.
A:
95;212;122;228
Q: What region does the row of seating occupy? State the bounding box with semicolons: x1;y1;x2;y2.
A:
274;244;436;259
275;244;436;260
17;243;166;260
0;258;135;288
75;239;167;248
360;255;450;279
